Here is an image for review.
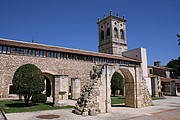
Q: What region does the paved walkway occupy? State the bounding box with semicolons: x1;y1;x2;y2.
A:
3;96;180;120
0;109;7;120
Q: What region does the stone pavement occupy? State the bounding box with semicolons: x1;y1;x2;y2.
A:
2;96;180;120
0;109;7;120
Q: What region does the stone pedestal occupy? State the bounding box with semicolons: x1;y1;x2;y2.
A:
54;75;68;106
71;78;80;99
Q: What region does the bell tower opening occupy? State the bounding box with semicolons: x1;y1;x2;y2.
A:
97;10;128;56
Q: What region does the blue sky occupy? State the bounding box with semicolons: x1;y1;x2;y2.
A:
0;0;180;65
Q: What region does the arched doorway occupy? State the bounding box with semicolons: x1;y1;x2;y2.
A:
43;72;54;99
111;68;135;107
111;71;124;96
44;76;51;97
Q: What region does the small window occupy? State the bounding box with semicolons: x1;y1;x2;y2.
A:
106;28;110;37
28;49;32;56
0;46;2;53
57;53;61;59
9;85;15;94
78;55;84;61
12;47;16;54
51;52;56;58
120;29;124;39
43;51;46;57
150;69;153;74
39;51;43;57
20;48;24;55
61;53;66;59
101;30;104;41
16;48;21;54
114;27;118;38
32;50;36;56
86;56;92;62
47;52;51;58
24;49;28;55
2;46;7;53
7;47;10;54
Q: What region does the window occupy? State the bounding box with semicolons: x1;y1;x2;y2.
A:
47;52;51;58
86;56;93;62
16;48;21;54
101;30;104;41
19;48;24;55
9;85;15;94
94;57;100;62
28;49;32;56
78;55;84;61
12;47;16;54
32;50;36;56
106;28;110;37
57;53;61;59
61;53;66;59
114;27;118;38
39;51;43;57
51;52;56;58
0;46;2;53
2;46;7;53
7;47;10;54
120;29;124;39
43;51;46;57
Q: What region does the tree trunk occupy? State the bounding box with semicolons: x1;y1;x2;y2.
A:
24;94;31;106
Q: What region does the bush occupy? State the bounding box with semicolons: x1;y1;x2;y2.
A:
12;64;45;106
31;94;47;103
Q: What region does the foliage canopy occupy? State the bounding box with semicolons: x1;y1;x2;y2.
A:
12;64;45;106
166;57;180;78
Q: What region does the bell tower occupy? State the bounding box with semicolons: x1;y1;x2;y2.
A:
97;10;128;56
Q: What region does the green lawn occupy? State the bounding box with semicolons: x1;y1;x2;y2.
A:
111;96;125;104
0;100;73;113
152;97;165;100
111;96;165;104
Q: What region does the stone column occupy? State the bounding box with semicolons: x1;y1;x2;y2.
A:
54;75;69;106
71;78;81;99
99;64;111;113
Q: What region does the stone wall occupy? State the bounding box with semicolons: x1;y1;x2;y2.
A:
0;54;94;98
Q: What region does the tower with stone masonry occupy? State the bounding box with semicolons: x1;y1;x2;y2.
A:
97;10;128;56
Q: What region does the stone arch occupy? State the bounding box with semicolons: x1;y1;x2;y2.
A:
43;72;54;98
106;28;110;37
101;30;104;40
111;71;124;96
120;29;124;39
110;68;135;107
114;27;118;38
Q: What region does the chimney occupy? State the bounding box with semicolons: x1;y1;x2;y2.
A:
154;61;161;67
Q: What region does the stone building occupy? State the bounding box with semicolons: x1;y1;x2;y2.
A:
148;61;180;96
0;11;152;114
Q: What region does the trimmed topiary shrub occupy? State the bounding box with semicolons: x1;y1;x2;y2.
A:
31;94;47;103
12;64;45;106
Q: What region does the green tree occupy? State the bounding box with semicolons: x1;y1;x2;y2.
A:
177;34;180;45
12;64;45;106
111;72;124;96
166;57;180;78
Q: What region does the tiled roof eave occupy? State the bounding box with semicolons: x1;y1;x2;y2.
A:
0;38;141;63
